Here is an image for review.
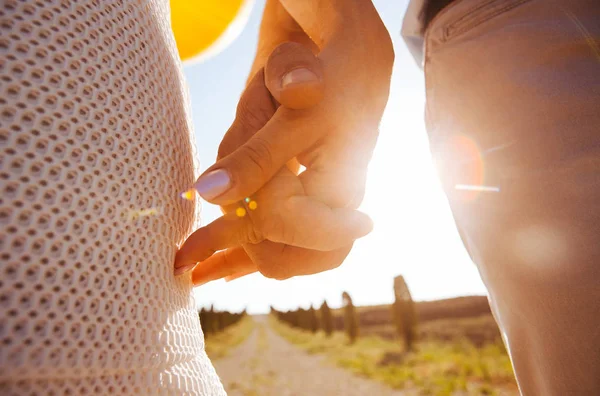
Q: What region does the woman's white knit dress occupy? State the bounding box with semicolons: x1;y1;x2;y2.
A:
0;1;225;394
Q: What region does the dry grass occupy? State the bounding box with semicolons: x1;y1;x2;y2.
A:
363;315;503;347
270;316;518;396
205;316;255;359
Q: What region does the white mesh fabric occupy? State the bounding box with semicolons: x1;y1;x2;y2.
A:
0;0;224;394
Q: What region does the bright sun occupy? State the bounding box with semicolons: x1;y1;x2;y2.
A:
349;103;487;304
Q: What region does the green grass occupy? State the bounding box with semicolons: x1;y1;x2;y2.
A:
270;317;517;395
205;316;255;359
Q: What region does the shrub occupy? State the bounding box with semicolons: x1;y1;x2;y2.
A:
320;301;334;337
199;305;246;337
342;291;359;344
391;275;418;351
308;306;319;333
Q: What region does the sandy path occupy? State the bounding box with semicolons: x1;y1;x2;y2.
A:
212;316;405;396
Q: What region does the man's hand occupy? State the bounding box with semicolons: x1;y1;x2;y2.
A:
190;0;393;208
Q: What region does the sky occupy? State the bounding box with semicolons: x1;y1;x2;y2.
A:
183;0;487;314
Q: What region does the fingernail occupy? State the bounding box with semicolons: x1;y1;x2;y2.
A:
281;68;318;88
193;169;231;200
174;264;196;276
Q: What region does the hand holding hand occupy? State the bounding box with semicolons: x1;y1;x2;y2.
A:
174;0;394;283
175;59;372;283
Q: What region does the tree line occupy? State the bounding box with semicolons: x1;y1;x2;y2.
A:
271;275;418;350
199;305;246;337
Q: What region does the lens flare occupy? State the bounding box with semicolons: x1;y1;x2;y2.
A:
441;134;486;202
248;200;257;210
126;207;160;221
236;207;247;217
180;189;195;201
455;184;500;192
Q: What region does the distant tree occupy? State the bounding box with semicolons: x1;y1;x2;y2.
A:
298;308;309;330
392;275;418;351
308;306;319;333
342;291;359;344
210;304;221;334
319;301;334;337
199;305;245;337
285;309;297;328
199;308;209;337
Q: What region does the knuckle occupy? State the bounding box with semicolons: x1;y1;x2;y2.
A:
236;97;273;132
256;243;294;280
221;248;234;269
246;225;264;246
239;137;274;178
238;220;264;245
258;260;290;281
269;42;301;62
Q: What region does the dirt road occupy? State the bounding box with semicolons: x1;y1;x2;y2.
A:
213;316;405;396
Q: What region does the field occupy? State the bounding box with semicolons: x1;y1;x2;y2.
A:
271;314;517;395
270;296;518;395
362;314;503;348
206;296;519;395
205;315;255;359
327;296;502;347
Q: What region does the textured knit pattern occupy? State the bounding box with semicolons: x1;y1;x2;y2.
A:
0;0;225;394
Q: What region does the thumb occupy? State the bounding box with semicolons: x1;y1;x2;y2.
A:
264;42;324;110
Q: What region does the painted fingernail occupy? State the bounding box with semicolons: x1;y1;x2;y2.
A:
193;169;231;200
281;68;318;88
174;264;196;276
